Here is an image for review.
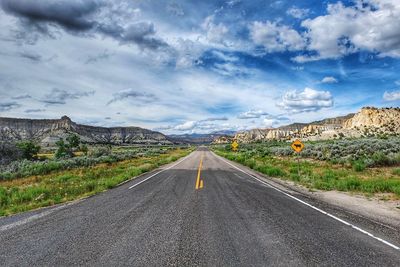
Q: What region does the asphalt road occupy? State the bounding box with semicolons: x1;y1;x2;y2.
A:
1;147;400;266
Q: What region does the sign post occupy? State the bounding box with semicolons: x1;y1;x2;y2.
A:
231;140;239;152
291;139;304;177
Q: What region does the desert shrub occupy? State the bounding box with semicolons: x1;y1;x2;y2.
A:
0;146;178;180
80;144;88;155
220;137;400;167
89;146;112;157
0;142;22;165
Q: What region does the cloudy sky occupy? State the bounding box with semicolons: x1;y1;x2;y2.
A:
0;0;399;134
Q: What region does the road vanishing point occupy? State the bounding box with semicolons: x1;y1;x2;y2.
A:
1;147;400;266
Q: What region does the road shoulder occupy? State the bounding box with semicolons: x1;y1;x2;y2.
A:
212;152;400;231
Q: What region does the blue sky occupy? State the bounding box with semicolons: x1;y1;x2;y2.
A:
0;0;399;134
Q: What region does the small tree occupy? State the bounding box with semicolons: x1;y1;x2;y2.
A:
66;134;80;149
16;141;40;160
55;134;81;159
55;139;70;159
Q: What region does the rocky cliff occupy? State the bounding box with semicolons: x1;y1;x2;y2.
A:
0;116;171;146
343;107;400;130
214;107;400;143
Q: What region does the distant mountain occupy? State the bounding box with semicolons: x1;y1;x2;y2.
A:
213;107;400;143
209;130;237;136
0;116;171;146
168;131;235;144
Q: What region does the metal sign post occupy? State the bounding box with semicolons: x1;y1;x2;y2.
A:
291;139;305;177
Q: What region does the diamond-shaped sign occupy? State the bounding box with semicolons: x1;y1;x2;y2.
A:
291;139;304;153
231;140;239;151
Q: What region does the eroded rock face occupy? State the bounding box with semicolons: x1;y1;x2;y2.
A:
213;107;400;143
212;135;233;144
0;116;171;146
343;107;400;130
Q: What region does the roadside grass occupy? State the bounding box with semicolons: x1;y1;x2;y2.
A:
214;150;400;199
393;168;400;176
0;146;182;180
0;148;192;216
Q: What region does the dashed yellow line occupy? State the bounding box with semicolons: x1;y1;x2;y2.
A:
195;154;204;190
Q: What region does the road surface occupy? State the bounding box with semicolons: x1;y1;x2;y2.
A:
1;148;399;266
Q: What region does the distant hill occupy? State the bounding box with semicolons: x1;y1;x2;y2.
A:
0;116;171;146
213;107;400;143
168;130;235;144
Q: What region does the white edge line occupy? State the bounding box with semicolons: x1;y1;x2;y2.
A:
0;153;192;232
128;154;190;189
213;152;400;251
0;201;77;232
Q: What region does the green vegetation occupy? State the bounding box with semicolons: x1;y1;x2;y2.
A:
0;146;188;180
16;141;41;160
55;134;81;159
0;147;192;216
212;137;400;198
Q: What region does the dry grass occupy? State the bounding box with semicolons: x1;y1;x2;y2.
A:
0;148;193;216
214;149;400;199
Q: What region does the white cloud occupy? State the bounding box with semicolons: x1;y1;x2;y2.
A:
297;0;400;61
383;90;400;101
321;76;338;83
278;87;334;113
201;15;229;44
249;21;305;52
174;121;197;131
287;7;310;19
165;119;232;133
238;110;269;119
263;118;275;128
212;62;252;77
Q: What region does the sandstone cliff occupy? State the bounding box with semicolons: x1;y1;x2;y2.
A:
0;116;171;146
343;107;400;130
213;107;399;143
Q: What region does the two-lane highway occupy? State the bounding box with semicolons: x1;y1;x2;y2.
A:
0;148;399;266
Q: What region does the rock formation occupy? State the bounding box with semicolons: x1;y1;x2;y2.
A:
213;107;400;143
0;116;171;146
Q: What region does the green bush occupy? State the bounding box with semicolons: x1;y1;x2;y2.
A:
352;160;366;172
16;141;40;160
89;146;112;157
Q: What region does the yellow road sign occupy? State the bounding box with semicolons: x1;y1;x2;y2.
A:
291;139;304;153
231;140;239;151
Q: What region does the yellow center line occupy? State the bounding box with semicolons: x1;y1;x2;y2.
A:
195;154;204;190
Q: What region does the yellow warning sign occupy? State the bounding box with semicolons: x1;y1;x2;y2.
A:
291;139;304;153
231;140;239;151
